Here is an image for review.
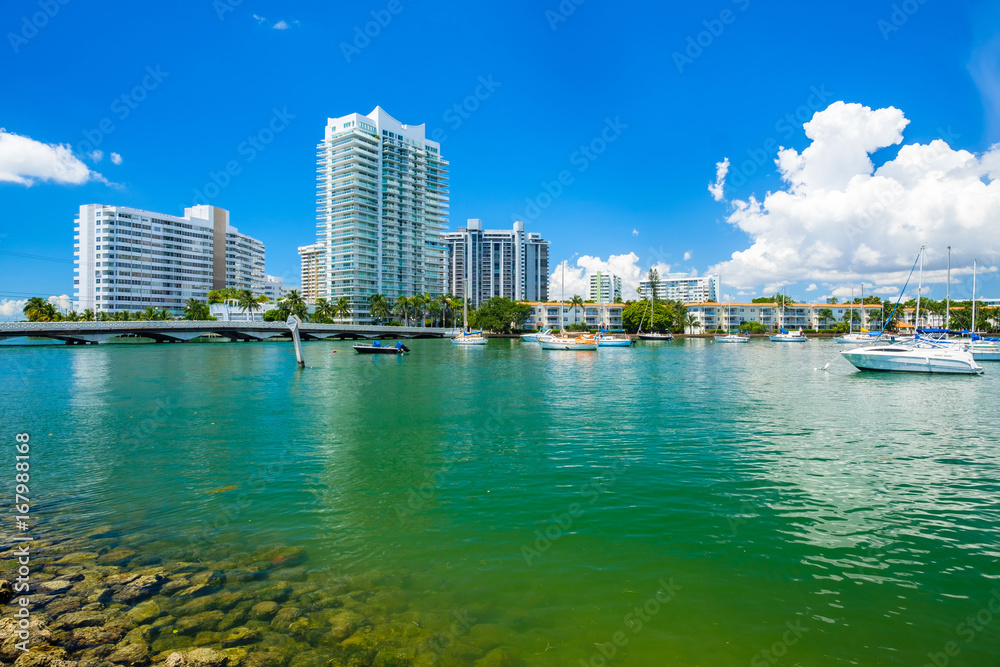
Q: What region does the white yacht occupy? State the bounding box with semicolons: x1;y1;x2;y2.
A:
841;343;983;374
452;330;487;345
596;330;633;347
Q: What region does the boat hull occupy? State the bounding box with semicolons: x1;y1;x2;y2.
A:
597;339;633;347
452;337;487;345
714;335;749;343
769;335;807;342
540;340;598;350
971;348;1000;361
353;345;407;354
841;347;983;374
637;334;673;341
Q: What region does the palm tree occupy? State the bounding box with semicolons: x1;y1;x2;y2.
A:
685;313;699;334
441;294;454;328
394;295;410;326
816;308;834;330
368;293;390;325
281;290;308;321
184;298;209;321
451;297;464;328
333;296;352;323
569;295;585;327
427;295;443;327
236;289;263;321
409;294;427;327
64;311;80;322
23;297;48;322
82;309;95;321
313;298;335;323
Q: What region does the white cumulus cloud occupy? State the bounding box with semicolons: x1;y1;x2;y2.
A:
708;157;729;202
710;101;1000;295
89;150;103;163
683;250;692;261
110;152;123;165
0;129;107;186
548;253;671;302
0;299;26;320
273;20;289;30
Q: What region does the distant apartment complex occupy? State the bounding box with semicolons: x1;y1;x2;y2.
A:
308;107;449;316
442;219;549;308
298;243;325;303
588;271;622;303
74;204;264;314
523;302;625;330
686;302;883;331
639;273;718;303
261;275;289;302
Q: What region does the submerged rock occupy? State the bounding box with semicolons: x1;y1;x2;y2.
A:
221;626;260;648
473;647;517;667
112;573;165;603
0;579;13;604
248;602;278;621
128;600;162;625
36;580;73;594
106;640;150;665
52;610;105;630
175;610;225;634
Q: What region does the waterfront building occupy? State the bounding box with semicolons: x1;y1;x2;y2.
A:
311;107;449;320
261;275;289;302
685;302;883;331
298;243;326;304
639;273;718;303
442;219;549;308
522;302;624;330
588;272;622;303
74;204;264;315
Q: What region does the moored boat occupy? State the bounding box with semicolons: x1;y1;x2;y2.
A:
841;344;983;374
521;328;552;343
452;330;487;345
637;332;673;341
714;331;750;343
769;328;807;342
539;333;598;351
596;330;633;347
354;341;409;354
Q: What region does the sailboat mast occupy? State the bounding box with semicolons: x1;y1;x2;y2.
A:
946;246;951;330
973;258;978;335
561;259;565;333
916;245;924;334
861;283;865;330
849;287;854;334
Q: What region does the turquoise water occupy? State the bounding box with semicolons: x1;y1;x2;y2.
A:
3;338;1000;665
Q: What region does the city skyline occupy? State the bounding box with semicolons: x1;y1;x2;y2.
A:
2;2;1000;321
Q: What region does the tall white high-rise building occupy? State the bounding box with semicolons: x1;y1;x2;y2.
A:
74;204;264;314
442;219;549;308
639;273;718;303
588;271;622;303
312;107;449;319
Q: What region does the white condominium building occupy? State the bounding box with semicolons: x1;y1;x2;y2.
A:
442;219;549;308
261;275;289;302
74;204;264;315
298;243;326;303
312;107;449;319
639;273;718;303
588;271;622;303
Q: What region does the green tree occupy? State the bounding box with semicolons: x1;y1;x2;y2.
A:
739;321;767;334
569;295;585;327
394;295;410;326
333;296;352;323
470;297;532;334
184;298;211;321
82;308;96;322
686;313;700;335
237;289;264;320
816;308;834;329
23;297;50;322
281;291;308;321
313;298;335;323
368;293;390;325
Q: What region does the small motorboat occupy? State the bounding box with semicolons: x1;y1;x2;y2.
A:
637;332;673;341
596;330;634;347
354;340;410;354
841;343;982;374
521;328;552;343
452;330;487;345
769;328;807;342
714;331;750;343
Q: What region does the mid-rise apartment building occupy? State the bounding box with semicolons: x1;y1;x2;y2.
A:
588;272;622;303
442;219;549;307
311;107;449;319
639;273;718;303
298;243;326;304
74;204;264;314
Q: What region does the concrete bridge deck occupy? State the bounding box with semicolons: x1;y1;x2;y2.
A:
0;321;456;344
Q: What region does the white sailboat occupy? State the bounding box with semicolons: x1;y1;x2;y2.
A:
768;294;807;342
968;258;1000;361
521;328;552;343
451;274;487;345
714;279;749;343
539;257;598;351
841;246;983;374
834;284;882;344
636;271;672;341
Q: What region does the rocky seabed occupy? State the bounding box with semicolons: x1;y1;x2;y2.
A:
0;527;521;667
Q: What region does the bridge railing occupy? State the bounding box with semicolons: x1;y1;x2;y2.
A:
0;321;458;335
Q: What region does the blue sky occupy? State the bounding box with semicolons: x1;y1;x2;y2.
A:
2;0;999;315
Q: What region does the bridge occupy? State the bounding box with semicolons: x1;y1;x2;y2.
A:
0;321;457;344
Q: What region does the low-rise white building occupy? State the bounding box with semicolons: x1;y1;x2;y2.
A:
522;302;625;330
685;302;884;331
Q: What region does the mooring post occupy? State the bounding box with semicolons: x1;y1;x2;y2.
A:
286;315;305;367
